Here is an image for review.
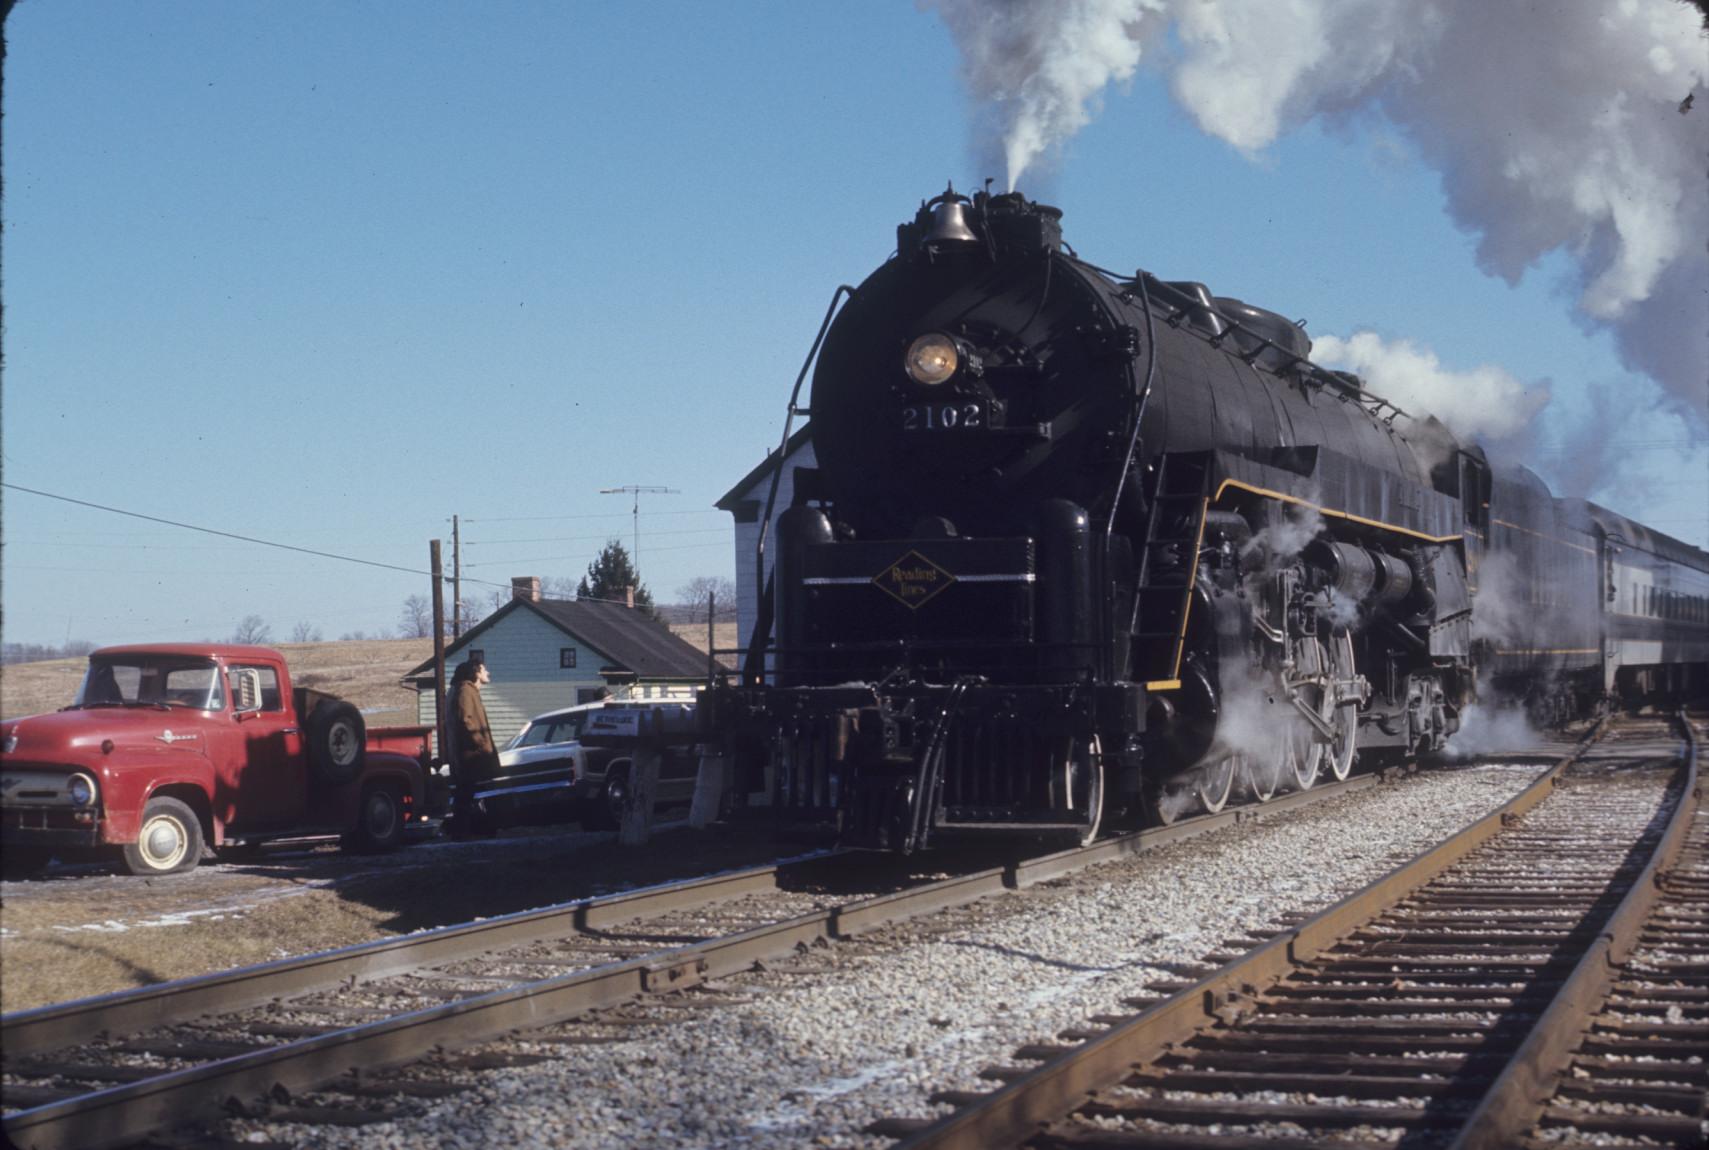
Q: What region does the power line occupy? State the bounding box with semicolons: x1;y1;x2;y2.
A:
466;527;728;547
462;509;720;524
1;482;516;589
467;540;730;569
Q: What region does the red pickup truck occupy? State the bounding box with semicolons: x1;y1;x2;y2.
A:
1;644;440;877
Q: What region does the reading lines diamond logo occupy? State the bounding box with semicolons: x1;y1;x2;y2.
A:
873;550;955;610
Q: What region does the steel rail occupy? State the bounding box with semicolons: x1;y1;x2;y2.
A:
3;769;1384;1149
3;773;1377;1059
888;718;1618;1150
1448;712;1701;1150
0;859;798;1059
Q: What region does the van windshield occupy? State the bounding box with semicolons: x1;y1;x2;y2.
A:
74;657;226;712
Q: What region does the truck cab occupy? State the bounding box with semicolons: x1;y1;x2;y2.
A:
1;644;438;877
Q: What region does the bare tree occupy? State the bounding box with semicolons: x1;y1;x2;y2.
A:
664;575;737;623
2;640;99;665
455;597;486;632
398;594;433;639
232;615;273;645
677;575;736;614
290;621;323;643
541;575;579;600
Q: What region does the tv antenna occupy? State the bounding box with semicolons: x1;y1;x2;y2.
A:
598;484;680;568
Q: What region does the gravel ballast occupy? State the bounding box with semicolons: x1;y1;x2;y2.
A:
217;762;1560;1149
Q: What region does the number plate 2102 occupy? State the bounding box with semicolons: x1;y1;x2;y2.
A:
901;401;984;431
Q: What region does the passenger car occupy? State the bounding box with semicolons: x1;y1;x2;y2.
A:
479;701;700;830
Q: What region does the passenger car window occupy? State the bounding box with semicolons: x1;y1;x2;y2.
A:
513;722;554;749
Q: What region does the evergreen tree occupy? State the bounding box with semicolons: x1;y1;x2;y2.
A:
576;539;655;614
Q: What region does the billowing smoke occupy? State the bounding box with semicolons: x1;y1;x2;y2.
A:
930;0;1709;416
1310;332;1550;448
1444;701;1543;758
928;0;1161;192
1213;662;1293;762
1468;550;1531;646
1240;501;1324;575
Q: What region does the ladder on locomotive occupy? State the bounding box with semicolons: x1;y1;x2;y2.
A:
1130;451;1213;685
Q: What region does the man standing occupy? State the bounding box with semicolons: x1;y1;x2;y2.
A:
448;656;498;838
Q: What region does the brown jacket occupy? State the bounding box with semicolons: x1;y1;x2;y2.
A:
450;681;497;776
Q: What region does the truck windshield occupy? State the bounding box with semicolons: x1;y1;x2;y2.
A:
74;657;226;712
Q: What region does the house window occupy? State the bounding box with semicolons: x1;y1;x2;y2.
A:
468;648;484;666
560;648;577;669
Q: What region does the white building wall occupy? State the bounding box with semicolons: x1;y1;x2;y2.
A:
413;606;700;748
730;438;816;679
414;608;612;748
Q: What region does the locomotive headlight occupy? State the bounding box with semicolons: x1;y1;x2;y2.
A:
905;333;959;386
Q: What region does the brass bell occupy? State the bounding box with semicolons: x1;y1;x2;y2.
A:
923;198;978;246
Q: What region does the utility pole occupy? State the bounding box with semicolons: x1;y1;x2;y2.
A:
598;484;679;569
451;515;462;638
430;540;447;760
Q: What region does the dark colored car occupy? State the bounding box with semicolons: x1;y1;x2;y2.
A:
477;701;699;830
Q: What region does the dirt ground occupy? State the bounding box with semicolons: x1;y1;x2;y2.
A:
0;820;796;1015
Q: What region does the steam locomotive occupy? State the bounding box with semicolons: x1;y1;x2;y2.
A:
707;188;1709;850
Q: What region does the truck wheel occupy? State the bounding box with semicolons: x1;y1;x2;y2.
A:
122;796;204;876
307;700;366;786
583;762;629;831
345;783;404;853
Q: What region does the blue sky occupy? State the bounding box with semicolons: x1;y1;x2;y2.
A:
4;1;1705;650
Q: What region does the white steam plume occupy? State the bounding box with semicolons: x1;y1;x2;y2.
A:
1444;701;1544;758
930;0;1709;416
1311;331;1551;446
928;0;1162;190
1241;501;1325;575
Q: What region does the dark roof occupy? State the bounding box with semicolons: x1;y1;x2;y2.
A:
716;424;813;510
406;598;709;681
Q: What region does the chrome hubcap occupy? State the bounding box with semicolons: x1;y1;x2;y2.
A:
142;817;186;868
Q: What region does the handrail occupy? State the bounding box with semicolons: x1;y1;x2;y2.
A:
742;284;856;685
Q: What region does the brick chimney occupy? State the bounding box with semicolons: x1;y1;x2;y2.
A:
512;576;541;603
625;585;635;609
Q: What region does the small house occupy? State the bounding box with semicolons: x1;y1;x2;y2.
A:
405;578;711;747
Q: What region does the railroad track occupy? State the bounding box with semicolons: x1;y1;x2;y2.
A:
1;769;1383;1150
876;713;1702;1150
1510;711;1709;1149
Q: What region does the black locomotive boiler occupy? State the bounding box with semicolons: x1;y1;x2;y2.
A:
706;188;1709;850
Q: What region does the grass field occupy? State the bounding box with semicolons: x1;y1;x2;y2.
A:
0;623;738;721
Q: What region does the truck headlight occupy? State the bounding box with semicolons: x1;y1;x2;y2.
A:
67;775;96;806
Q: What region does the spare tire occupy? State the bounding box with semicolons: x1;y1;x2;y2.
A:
307;699;366;786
